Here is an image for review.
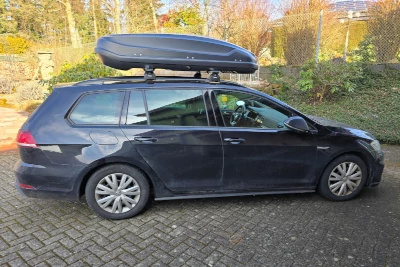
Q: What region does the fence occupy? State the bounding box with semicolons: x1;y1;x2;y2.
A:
139;10;399;68
277;6;400;65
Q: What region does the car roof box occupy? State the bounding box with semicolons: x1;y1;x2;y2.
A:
95;34;258;74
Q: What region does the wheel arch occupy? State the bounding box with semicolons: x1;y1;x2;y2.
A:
75;158;158;199
316;150;371;187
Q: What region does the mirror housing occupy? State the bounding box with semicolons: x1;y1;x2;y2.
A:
284;116;309;133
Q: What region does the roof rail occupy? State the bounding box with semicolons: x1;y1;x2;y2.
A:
74;71;224;86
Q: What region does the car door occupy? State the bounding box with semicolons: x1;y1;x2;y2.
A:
210;89;317;190
120;88;223;192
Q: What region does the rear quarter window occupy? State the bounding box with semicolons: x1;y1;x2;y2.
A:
70;91;125;125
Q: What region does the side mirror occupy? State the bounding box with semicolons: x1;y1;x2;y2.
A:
284;116;309;133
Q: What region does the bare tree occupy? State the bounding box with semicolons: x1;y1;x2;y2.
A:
92;0;99;39
214;0;272;58
126;0;161;33
214;0;239;41
235;0;272;58
148;0;159;31
102;0;122;34
182;0;217;36
56;0;83;48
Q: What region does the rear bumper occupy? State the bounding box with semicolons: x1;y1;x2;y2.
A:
15;181;78;200
14;159;81;201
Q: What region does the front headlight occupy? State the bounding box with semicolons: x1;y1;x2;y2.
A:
370;140;382;152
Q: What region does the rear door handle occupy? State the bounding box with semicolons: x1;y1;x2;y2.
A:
133;136;158;143
224;138;245;144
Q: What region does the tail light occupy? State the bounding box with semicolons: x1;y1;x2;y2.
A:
16;130;39;148
18;182;35;190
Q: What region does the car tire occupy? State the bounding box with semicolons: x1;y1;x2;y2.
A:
318;154;368;201
85;164;150;220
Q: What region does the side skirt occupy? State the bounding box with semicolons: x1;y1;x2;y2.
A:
155;189;315;201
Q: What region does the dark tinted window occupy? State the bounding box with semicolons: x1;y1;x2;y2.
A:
70;92;124;124
214;90;291;129
127;91;147;125
145;90;208;126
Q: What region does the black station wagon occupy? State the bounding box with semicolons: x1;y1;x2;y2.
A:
14;34;384;219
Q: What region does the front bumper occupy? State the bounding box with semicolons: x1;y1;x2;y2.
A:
367;160;384;187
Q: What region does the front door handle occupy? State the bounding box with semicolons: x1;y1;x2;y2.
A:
133;136;158;143
224;138;245;144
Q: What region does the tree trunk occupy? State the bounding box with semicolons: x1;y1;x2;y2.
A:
64;0;82;48
92;0;98;39
114;0;122;33
149;0;158;31
203;0;211;36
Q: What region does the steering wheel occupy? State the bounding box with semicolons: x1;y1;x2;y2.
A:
230;105;246;126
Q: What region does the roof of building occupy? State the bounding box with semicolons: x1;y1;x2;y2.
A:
331;1;373;12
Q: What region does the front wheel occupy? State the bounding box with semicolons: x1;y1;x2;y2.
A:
85;164;150;220
318;154;367;201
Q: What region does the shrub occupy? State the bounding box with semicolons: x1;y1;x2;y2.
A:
297;60;363;102
349;37;376;62
0;36;31;54
0;77;15;94
267;64;297;92
42;54;121;91
0;98;7;106
16;81;45;102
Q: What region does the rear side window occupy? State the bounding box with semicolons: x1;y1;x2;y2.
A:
145;90;208;126
70;92;124;124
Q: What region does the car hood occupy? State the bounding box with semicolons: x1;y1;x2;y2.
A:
307;115;376;141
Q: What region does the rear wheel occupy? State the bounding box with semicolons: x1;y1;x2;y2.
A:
85;164;150;220
318;154;367;201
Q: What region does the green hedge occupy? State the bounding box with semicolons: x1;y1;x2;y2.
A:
271;27;284;58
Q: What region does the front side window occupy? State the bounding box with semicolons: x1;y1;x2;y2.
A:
70;91;124;124
145;90;208;126
214;90;291;129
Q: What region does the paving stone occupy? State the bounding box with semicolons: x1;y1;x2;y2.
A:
0;147;399;266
